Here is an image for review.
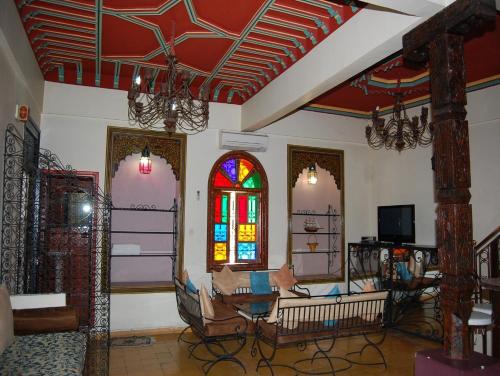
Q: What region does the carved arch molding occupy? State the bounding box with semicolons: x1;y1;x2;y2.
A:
110;132;182;180
290;150;342;189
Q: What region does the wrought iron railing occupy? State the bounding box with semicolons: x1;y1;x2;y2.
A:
347;242;442;341
473;226;500;303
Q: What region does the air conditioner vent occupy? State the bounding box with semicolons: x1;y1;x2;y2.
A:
219;130;268;152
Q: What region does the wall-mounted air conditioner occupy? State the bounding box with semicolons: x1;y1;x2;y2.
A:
219;130;268;152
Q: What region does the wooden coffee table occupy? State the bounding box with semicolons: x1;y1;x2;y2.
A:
233;301;273;321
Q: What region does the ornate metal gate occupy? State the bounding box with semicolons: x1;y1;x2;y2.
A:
1;124;111;375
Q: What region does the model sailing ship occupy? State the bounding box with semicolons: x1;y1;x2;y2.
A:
304;217;321;232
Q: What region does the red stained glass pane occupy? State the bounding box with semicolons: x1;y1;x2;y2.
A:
214;171;232;187
238;195;248;224
215;194;221;223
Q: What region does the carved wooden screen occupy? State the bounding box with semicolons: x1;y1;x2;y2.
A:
207;151;268;271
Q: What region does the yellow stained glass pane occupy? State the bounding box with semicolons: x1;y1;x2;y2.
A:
238;224;256;242
238;159;254;183
214;243;227;261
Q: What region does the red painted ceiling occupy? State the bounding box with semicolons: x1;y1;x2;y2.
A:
307;13;500;117
14;1;499;116
15;0;361;105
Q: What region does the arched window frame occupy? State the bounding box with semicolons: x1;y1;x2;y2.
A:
207;151;268;272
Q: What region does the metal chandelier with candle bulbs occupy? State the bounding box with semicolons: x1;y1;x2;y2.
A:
365;93;433;152
127;51;210;134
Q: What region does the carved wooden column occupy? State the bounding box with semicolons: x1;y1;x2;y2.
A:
430;32;474;359
403;0;496;360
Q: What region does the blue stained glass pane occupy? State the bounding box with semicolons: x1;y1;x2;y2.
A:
237;243;256;260
221;159;237;183
215;224;227;242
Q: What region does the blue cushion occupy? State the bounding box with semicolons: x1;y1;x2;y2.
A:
327;284;340;296
186;279;197;294
324;285;340;327
396;262;413;281
250;272;272;295
324;319;337;328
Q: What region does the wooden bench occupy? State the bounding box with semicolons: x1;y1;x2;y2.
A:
253;290;389;375
174;277;249;375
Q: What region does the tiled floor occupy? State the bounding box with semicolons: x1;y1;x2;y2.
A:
110;330;440;375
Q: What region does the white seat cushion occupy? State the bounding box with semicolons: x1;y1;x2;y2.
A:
472;303;493;316
468;311;492;326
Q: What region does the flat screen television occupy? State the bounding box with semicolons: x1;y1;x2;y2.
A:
377;204;415;244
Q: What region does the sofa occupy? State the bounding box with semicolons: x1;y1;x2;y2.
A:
0;287;87;376
254;290;390;374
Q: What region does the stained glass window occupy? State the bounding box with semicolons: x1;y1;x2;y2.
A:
242;171;261;188
248;196;257;223
208;152;268;271
214;224;227;242
238;195;248;224
238;224;256;241
214;171;232;187
239;159;253;182
221;195;228;223
214;195;221;223
222;159;237;183
214;243;227;261
238;243;256;260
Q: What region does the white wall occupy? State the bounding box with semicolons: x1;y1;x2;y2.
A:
41;81;371;330
40;82;500;331
0;0;44;127
370;84;500;245
370;144;435;244
467;86;500;241
0;0;45;249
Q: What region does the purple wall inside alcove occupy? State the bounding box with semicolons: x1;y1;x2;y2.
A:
111;153;179;283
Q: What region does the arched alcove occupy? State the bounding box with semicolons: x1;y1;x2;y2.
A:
105;127;186;292
287;145;345;282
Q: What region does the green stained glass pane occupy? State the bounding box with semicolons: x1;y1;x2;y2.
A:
248;196;257;223
221;195;228;223
242;171;262;189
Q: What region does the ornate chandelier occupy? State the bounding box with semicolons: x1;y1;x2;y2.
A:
365;93;433;152
127;52;209;134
